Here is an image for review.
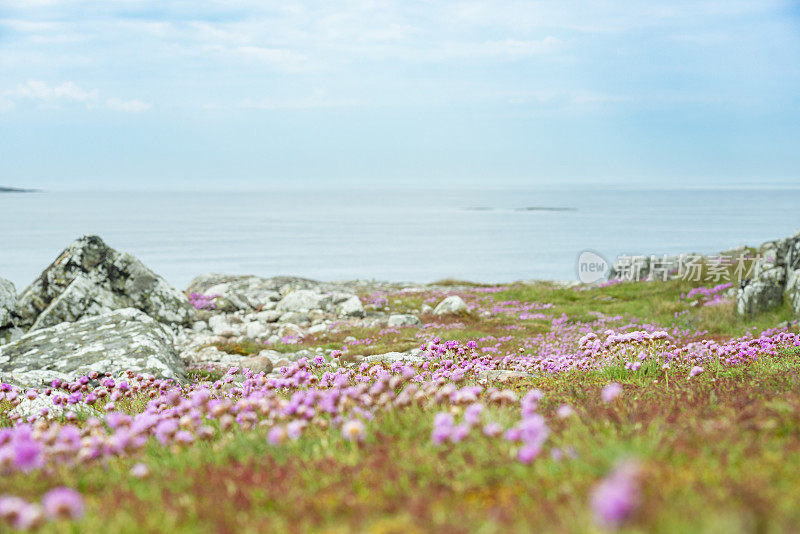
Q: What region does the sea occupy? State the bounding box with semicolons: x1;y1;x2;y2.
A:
1;187;799;291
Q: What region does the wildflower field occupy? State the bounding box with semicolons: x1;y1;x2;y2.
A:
2;279;800;533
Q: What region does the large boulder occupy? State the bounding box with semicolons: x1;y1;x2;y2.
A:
0;277;17;329
736;234;800;316
0;308;186;387
17;235;194;329
786;269;800;316
0;278;24;345
737;265;786;316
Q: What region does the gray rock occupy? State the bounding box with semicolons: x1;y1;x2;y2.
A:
277;323;304;339
17;235;193;329
0;327;24;346
308;309;325;323
361;351;424;364
245;322;268;339
192;321;208;332
735;234;800;316
9;396;101;421
0;308;186;387
207;315;231;336
420;304;434;315
737;265;786;316
0;277;17;329
786;269;800;316
387;314;421;327
433;295;470;316
186;274;314;312
276;290;332;313
253;310;282;323
186;346;245;368
307;323;329;335
30;275;119;330
239;355;274;374
337;295;365;318
476;370;533;383
278;311;310;324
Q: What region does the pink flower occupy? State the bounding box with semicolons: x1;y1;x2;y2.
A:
12;502;43;530
286;420;305;440
464;403;484;426
42;487;85;520
267;426;287;446
0;495;28;521
556;404;574;419
601;383;622;403
590;461;641;528
450;423;471;443
689;366;704;378
130;463;150;479
431;412;454;445
482;422;503;437
13;438;43;472
517;443;541;464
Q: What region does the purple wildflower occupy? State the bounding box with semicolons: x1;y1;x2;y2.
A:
590;461;641;528
689;366;704;378
601;383;622;403
42;487;85;520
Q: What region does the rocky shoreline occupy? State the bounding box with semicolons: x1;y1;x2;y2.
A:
2;232;799;395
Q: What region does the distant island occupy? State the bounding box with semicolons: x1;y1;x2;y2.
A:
0;186;38;193
515;206;577;212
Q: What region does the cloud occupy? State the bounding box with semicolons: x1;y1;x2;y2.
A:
105;97;152;112
2;80;150;112
6;80;98;102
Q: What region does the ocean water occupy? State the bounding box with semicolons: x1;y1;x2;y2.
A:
1;187;799;291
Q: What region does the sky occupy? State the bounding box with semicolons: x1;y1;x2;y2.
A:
1;0;799;190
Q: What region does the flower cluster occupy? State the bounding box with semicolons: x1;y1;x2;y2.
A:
188;293;220;310
0;487;84;530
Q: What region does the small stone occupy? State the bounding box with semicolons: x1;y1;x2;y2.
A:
476;370;532;384
337;296;365;318
208;315;230;335
278;311;309;324
308;309;325;323
240;355;274;374
308;323;328;334
278;323;304;339
433;296;470;316
254;310;282;323
387;314;421;327
245;322;268;339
